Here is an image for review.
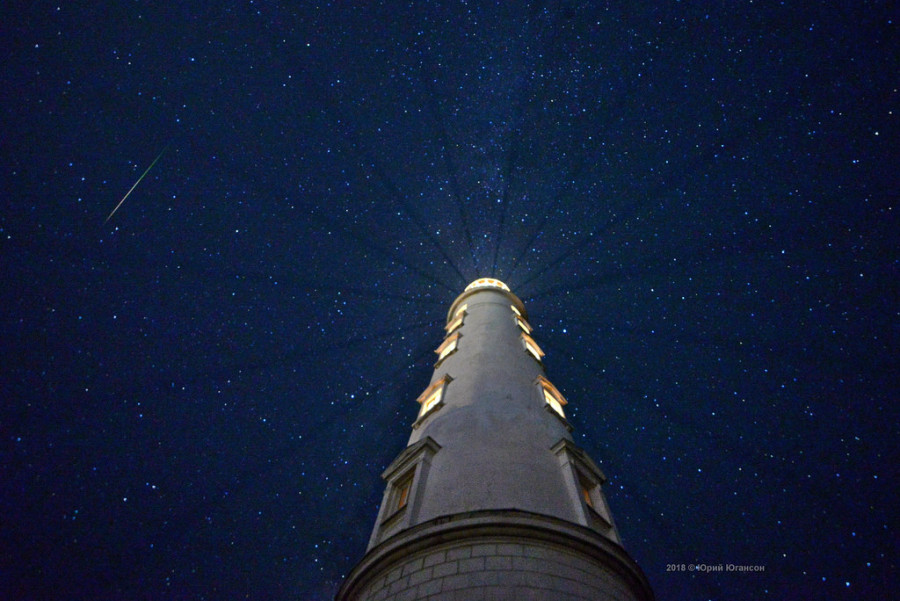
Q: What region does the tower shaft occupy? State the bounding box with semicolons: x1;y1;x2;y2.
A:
336;279;653;601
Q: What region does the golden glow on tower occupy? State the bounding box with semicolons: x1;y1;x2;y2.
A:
543;389;566;418
521;332;545;362
395;475;412;510
435;333;460;365
536;375;568;419
416;375;451;420
420;387;443;415
515;316;532;334
464;278;510;293
445;312;465;334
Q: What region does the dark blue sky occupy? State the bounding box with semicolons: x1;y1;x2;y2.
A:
3;2;896;600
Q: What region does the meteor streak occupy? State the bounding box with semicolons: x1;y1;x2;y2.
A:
104;145;168;224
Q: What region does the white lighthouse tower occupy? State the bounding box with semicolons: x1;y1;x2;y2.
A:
336;278;653;600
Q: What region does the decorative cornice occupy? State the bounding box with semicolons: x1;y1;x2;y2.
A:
380;436;442;480
551;438;607;483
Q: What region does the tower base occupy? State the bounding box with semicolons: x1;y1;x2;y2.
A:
335;510;654;601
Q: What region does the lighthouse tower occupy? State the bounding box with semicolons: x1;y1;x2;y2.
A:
336;278;653;600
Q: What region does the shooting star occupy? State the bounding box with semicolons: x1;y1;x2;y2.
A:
104;145;169;225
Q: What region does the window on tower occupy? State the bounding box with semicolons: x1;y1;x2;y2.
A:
521;332;545;362
371;436;441;546
579;473;594;508
515;315;532;334
510;304;522;317
394;472;414;511
535;375;568;419
582;484;594;507
414;375;451;425
445;309;466;335
420;386;443;415
577;469;613;528
434;333;460;366
551;439;616;540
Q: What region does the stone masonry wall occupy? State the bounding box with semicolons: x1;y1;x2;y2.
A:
353;537;641;601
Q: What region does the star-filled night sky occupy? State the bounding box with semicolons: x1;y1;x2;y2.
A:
3;2;897;600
